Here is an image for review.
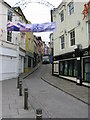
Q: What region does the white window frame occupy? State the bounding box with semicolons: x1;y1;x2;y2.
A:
68;2;74;15
60;35;65;49
69;29;75;46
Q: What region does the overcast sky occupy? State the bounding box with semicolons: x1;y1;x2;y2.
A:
4;0;62;43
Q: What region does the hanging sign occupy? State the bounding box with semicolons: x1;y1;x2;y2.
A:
82;1;90;20
25;22;56;32
7;22;56;32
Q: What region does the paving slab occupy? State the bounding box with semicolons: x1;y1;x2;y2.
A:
1;63;41;119
1;79;36;119
0;82;2;119
10;109;36;118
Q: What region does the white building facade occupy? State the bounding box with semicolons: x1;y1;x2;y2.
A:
52;0;90;86
0;0;26;81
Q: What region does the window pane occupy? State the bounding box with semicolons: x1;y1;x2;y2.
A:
61;11;64;22
71;40;73;46
7;31;12;42
61;35;65;49
69;2;74;15
70;30;75;46
88;22;90;40
73;31;75;37
73;38;75;45
8;10;12;21
70;32;72;39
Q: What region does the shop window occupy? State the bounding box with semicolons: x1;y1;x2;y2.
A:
68;61;73;76
60;62;64;75
65;61;68;75
60;62;63;75
73;60;77;77
83;58;90;82
70;29;75;46
69;2;74;15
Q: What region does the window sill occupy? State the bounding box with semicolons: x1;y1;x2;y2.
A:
60;48;65;51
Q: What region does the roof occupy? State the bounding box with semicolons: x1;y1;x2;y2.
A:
3;1;28;23
13;7;28;23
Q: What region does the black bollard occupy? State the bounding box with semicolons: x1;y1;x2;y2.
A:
17;76;20;88
36;109;42;120
24;88;28;110
19;81;22;96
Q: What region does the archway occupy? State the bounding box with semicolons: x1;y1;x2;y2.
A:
13;0;55;10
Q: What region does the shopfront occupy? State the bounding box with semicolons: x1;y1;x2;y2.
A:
53;46;90;84
83;57;90;82
59;59;77;77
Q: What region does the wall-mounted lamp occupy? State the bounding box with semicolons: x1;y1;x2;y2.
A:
77;21;80;26
64;29;67;35
77;44;82;50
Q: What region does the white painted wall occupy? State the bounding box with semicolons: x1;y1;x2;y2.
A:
0;1;26;80
53;1;89;56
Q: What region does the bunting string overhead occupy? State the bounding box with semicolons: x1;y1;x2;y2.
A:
7;22;56;32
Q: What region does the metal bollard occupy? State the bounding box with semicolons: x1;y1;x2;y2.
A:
36;109;42;120
17;76;20;88
24;88;28;110
19;81;22;96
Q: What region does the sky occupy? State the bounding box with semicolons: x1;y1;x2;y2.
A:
4;0;62;43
